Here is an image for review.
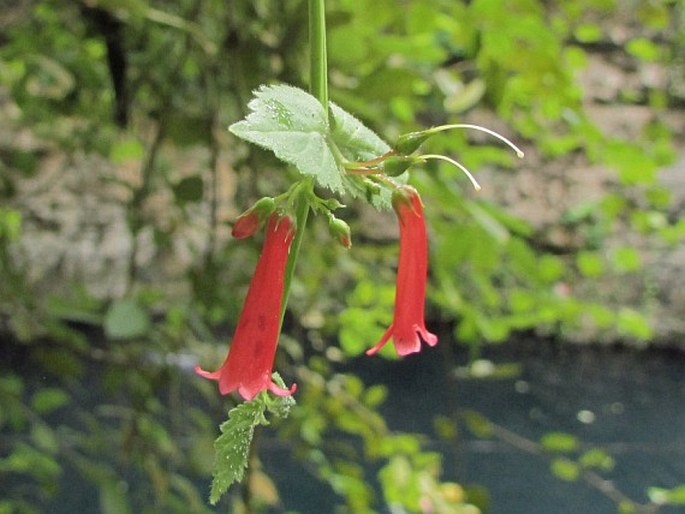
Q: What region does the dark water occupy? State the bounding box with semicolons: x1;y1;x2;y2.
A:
265;339;685;514
9;337;684;513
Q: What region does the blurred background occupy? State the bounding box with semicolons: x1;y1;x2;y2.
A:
1;0;684;513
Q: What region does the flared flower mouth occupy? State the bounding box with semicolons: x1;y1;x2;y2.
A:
194;365;296;401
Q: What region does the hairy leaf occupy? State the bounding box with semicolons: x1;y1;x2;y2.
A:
329;101;390;162
330;101;401;209
229;84;399;208
209;377;295;505
229;84;344;193
210;400;266;505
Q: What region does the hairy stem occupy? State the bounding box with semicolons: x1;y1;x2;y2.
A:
279;0;328;324
308;0;328;114
280;179;312;322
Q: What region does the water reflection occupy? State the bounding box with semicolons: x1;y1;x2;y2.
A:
338;338;685;514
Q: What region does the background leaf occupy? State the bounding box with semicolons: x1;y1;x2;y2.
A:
172;175;204;205
103;300;151;340
30;388;70;415
541;432;579;453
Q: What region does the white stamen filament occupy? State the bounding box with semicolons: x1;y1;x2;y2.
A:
420;154;482;191
432;124;525;159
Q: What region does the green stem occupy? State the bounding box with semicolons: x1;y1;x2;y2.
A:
309;0;328;113
280;180;312;321
279;0;328;323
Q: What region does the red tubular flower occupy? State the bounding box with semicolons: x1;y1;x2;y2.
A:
367;186;438;356
196;214;297;400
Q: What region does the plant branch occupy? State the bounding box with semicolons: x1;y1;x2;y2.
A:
463;413;662;514
280;179;312;323
278;0;328;325
308;0;328;114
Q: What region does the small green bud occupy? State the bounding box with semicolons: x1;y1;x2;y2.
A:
252;196;276;215
321;198;346;211
394;131;431;155
382;156;414;176
363;179;382;203
328;217;352;248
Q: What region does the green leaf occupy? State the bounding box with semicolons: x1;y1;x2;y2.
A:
109;137;144;164
172;176;204;205
99;480;132;514
208;384;295;505
576;251;604;278
550;458;580;481
229;84;396;208
339;307;388;356
610;246;642;273
616;308;652;340
579;448;614;471
433;415;458;441
463;200;511;244
0;208;22;241
363;384;388;408
463;411;494;439
617;501;637;514
103;300;151;340
30;422;59;454
378;455;421;509
648;485;685;505
229;84;344;193
541;432;579;453
209;400;267;505
626;37;660;62
31;388;70;414
330;101;398;210
0;443;61;481
573;23;602;43
329;101;390;161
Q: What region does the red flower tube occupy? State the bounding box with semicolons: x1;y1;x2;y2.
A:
196;214;297;400
367;186;438;356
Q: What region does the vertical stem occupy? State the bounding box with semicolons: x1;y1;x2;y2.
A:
279;0;328;323
280;180;311;321
308;0;328;113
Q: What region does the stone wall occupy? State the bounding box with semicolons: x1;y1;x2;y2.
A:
475;45;685;346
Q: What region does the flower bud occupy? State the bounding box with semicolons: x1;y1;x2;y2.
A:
328;217;352;248
231;197;275;239
394;130;431;155
382;156;414;177
363;179;382;203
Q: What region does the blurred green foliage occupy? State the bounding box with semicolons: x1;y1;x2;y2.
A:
1;0;684;512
